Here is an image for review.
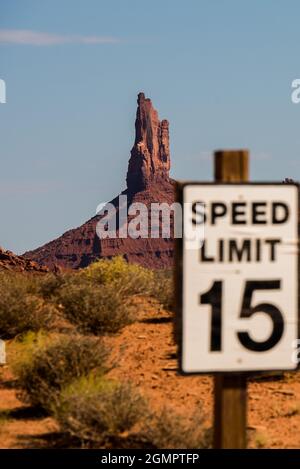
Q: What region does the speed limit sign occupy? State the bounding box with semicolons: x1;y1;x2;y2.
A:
177;182;299;373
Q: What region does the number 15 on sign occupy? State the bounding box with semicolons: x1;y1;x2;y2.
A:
179;183;299;373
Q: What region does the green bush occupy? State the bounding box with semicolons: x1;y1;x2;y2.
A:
53;376;146;447
81;257;173;311
15;334;110;411
57;280;134;334
81;256;155;297
0;272;57;339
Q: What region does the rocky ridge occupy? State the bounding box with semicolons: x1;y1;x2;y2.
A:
0;247;49;272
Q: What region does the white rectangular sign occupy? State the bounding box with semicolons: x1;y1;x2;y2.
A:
181;183;299;373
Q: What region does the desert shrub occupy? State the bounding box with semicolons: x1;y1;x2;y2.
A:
15;334;110;411
54;378;209;449
0;272;58;339
139;406;210;449
39;257;174;336
81;256;155;297
150;270;173;311
8;330;58;390
9;330;51;365
57;280;134;335
81;257;173;311
53;376;146;447
34;272;68;300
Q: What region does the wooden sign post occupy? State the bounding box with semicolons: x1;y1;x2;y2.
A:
213;149;249;448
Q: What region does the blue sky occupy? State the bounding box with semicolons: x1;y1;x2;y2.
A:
1;0;300;253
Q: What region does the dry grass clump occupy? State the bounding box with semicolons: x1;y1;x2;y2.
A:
53;375;210;449
53;376;146;447
56;281;134;334
0;272;58;339
150;269;173;311
139;406;210;449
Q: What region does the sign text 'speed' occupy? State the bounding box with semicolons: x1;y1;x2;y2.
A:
192;201;289;226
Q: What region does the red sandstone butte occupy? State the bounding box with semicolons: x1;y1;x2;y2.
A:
24;93;175;270
127;92;171;192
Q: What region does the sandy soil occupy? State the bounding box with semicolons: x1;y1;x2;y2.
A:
1;303;300;448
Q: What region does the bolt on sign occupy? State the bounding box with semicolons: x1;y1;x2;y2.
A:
176;182;299;373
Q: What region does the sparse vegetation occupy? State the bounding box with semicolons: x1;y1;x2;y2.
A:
0;272;58;339
34;272;68;300
150;269;173;311
14;334;110;412
81;257;173;310
0;259;191;449
0;258;174;340
139;406;210;449
53;376;147;447
56;281;134;334
53;376;210;449
54;257;174;334
81;256;154;296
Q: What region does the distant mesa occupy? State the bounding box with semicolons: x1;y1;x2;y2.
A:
23;93;175;270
